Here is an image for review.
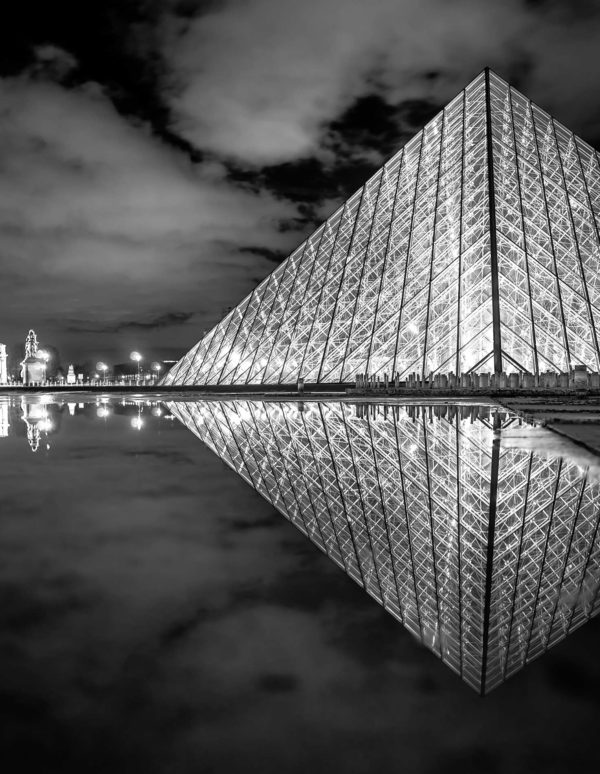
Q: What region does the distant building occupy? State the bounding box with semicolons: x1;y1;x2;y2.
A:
0;343;7;383
113;362;138;381
113;359;174;383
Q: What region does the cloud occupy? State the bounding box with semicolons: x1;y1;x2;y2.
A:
0;74;302;355
28;45;79;83
164;0;600;166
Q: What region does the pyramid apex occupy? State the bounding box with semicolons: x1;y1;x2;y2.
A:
162;67;600;387
481;65;511;86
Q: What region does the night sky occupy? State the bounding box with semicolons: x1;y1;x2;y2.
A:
2;0;600;366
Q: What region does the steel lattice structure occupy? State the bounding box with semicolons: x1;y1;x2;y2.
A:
168;399;600;693
162;69;600;387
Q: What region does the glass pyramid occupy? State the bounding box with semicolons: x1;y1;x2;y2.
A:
162;69;600;387
167;398;600;694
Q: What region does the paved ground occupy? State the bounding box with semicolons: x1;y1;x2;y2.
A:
498;397;600;456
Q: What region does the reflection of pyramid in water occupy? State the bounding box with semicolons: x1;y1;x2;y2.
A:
168;399;600;693
163;68;600;387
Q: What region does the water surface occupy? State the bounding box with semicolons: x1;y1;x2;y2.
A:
1;394;600;773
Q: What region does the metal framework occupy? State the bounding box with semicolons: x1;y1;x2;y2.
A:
162;69;600;386
168;399;600;694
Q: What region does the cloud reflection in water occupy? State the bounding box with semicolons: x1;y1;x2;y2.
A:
1;395;600;772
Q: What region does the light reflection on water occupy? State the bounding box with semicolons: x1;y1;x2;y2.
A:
0;394;175;453
167;399;600;694
2;394;599;694
2;394;600;770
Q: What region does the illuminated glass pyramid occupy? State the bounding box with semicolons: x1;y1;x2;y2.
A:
162;69;600;387
168;399;600;693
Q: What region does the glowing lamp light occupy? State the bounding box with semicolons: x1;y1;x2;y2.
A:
131;416;144;430
130;352;143;384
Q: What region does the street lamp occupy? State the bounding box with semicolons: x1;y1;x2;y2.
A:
130;351;142;384
96;362;109;384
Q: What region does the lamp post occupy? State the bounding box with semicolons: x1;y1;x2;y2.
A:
97;362;108;384
130;351;142;385
151;362;162;383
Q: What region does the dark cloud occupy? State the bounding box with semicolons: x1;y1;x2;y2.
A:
427;747;501;774
524;0;600;21
158;606;216;648
226;92;441;236
65;312;195;334
0;1;176;145
238;246;287;265
257;674;299;693
544;656;600;701
0;580;96;633
329;95;437;152
228;515;280;531
116;312;195;331
501;51;538;91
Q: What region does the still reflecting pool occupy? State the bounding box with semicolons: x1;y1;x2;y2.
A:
1;394;600;769
167;399;600;694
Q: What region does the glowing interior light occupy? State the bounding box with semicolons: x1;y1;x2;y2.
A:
161;70;600;387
